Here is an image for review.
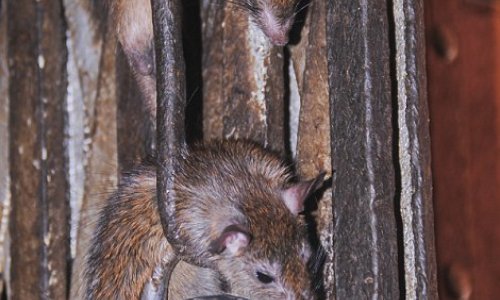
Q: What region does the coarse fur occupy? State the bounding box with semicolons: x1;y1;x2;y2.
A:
84;140;321;299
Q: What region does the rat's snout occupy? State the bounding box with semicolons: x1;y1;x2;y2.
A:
262;25;291;46
269;31;289;46
258;9;293;46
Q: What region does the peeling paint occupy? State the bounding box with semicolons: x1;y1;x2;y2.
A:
32;159;41;170
247;20;270;126
43;231;51;247
49;270;59;286
38;55;45;69
288;62;300;157
42;147;47;160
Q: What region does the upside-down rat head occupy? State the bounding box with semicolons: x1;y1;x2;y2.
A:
242;0;300;46
174;141;324;299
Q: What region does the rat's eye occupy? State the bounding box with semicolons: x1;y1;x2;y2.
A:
256;271;274;284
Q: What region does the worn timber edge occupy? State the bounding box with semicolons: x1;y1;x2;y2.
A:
327;0;400;298
7;0;70;298
393;0;438;298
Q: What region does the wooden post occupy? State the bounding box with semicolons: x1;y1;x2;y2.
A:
0;1;10;296
116;49;156;170
327;0;400;297
393;0;438;298
7;0;70;298
64;1;119;297
289;0;334;297
201;1;285;151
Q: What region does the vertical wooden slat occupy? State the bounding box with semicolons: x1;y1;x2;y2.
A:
327;0;400;298
393;0;438;298
116;48;156;170
201;2;224;141
291;0;334;297
7;0;69;298
0;1;11;295
201;2;285;151
66;7;118;298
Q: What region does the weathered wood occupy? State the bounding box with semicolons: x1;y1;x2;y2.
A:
150;0;186;254
201;2;224;141
327;0;400;298
290;0;334;298
68;17;118;300
0;2;10;295
201;1;285;151
7;0;70;298
117;47;156;171
393;0;438;298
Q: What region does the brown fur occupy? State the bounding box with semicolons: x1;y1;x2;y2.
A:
84;140;318;299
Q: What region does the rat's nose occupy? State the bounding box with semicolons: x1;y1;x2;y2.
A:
271;34;288;46
264;27;290;46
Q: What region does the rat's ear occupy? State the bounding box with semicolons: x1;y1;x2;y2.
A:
209;224;251;256
281;172;326;215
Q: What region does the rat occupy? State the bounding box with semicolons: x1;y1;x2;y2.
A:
107;0;302;116
83;140;324;299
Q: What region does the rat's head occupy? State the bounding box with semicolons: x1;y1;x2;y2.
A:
242;0;301;46
206;172;325;299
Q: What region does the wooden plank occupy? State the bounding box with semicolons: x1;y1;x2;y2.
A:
393;0;438;298
116;47;156;170
327;0;400;297
201;1;285;151
0;1;10;295
290;0;334;298
67;9;118;299
8;0;69;298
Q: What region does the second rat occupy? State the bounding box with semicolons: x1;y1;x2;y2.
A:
107;0;303;116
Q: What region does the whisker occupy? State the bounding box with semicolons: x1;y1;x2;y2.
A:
293;2;311;17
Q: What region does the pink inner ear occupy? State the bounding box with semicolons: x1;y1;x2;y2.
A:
224;231;250;256
209;224;251;256
282;173;326;215
282;186;305;215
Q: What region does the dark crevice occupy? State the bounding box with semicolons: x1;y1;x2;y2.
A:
288;0;310;46
183;0;203;143
386;0;406;298
303;177;332;300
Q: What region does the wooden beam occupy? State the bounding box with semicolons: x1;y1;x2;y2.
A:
201;2;285;151
327;0;400;297
392;0;438;298
8;0;70;298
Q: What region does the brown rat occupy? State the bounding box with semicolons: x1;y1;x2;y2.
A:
107;0;302;116
83;140;323;299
